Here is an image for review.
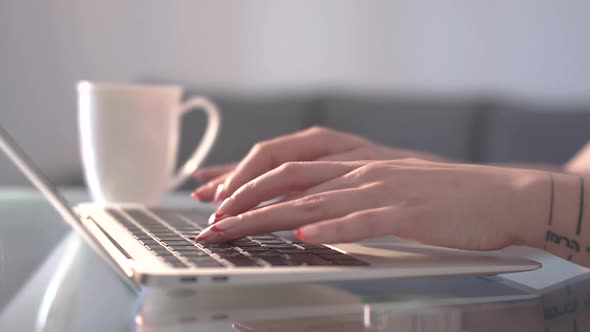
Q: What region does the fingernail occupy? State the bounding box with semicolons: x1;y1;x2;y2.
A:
190;191;202;200
207;212;227;225
196;222;228;242
196;216;240;242
294;229;305;241
295;226;319;241
216;197;233;217
213;184;225;205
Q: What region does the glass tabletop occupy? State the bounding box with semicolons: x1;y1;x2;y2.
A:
0;188;588;332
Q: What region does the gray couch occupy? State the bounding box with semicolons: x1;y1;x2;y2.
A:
61;94;590;188
180;95;589;184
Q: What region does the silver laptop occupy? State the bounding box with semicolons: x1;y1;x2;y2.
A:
0;125;541;289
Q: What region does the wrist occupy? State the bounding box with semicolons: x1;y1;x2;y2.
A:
513;172;581;250
509;170;553;249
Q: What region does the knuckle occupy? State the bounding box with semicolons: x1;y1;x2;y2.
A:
350;163;385;180
251;141;271;154
234;180;256;197
306;125;328;134
277;161;301;176
399;157;423;164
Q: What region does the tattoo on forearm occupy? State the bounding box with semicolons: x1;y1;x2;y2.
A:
544;175;589;262
548;172;555;226
545;229;590;263
546;230;581;252
576;176;585;235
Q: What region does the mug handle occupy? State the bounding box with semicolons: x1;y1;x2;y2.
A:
168;96;221;190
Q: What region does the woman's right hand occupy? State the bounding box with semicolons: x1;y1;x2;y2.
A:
191;126;445;203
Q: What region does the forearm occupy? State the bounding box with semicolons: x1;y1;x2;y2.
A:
521;172;590;268
491;162;564;173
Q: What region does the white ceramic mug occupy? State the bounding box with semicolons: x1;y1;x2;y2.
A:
77;81;221;204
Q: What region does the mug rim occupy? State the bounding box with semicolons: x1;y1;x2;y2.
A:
77;81;181;94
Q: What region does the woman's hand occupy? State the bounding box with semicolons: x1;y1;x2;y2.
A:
196;159;550;252
191;126;444;203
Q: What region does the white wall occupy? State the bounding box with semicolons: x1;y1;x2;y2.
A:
1;0;589;185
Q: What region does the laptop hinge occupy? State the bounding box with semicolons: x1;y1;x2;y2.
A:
81;216;135;277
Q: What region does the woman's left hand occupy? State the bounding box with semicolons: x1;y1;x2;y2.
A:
196;159;549;251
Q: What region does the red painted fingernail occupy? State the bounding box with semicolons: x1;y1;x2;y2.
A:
195;233;209;241
215;212;226;219
294;229;305;241
190;191;202;200
210;225;224;233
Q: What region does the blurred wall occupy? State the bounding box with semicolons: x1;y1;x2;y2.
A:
1;0;589;185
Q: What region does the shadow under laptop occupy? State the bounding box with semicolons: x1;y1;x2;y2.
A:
24;230;590;332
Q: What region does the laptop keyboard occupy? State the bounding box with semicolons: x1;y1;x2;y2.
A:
106;208;369;269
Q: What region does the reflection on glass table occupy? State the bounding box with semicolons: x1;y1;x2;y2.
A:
6;231;586;332
1;190;590;332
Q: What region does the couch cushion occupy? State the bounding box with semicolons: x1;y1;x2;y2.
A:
177;95;311;187
479;104;590;164
317;96;479;161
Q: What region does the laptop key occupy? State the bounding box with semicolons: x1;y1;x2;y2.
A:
191;260;224;268
140;239;161;246
164;257;188;268
233;242;262;248
223;256;260;267
287;253;333;266
186;254;215;261
178;251;209;257
161;240;193;246
298;244;327;250
200;243;233;249
274;248;305;254
249;235;278;241
169;245;200;251
256;240;287;245
259;256;300;266
186;256;223;267
239;246;271;252
262;244;294;249
247;251;281;257
214;251;243;258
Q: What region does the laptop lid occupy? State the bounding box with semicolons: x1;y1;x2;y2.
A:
0;124;137;290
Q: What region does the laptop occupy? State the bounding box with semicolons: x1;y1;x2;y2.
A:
0;125;541;289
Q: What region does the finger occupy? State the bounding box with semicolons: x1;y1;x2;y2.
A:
295;206;401;243
220;127;368;201
191;174;228;201
276;161;377;204
316;147;376;161
196;188;375;242
192;163;237;181
215;161;363;217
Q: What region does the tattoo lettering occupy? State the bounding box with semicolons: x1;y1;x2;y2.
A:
546;230;581;252
548;172;554;225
